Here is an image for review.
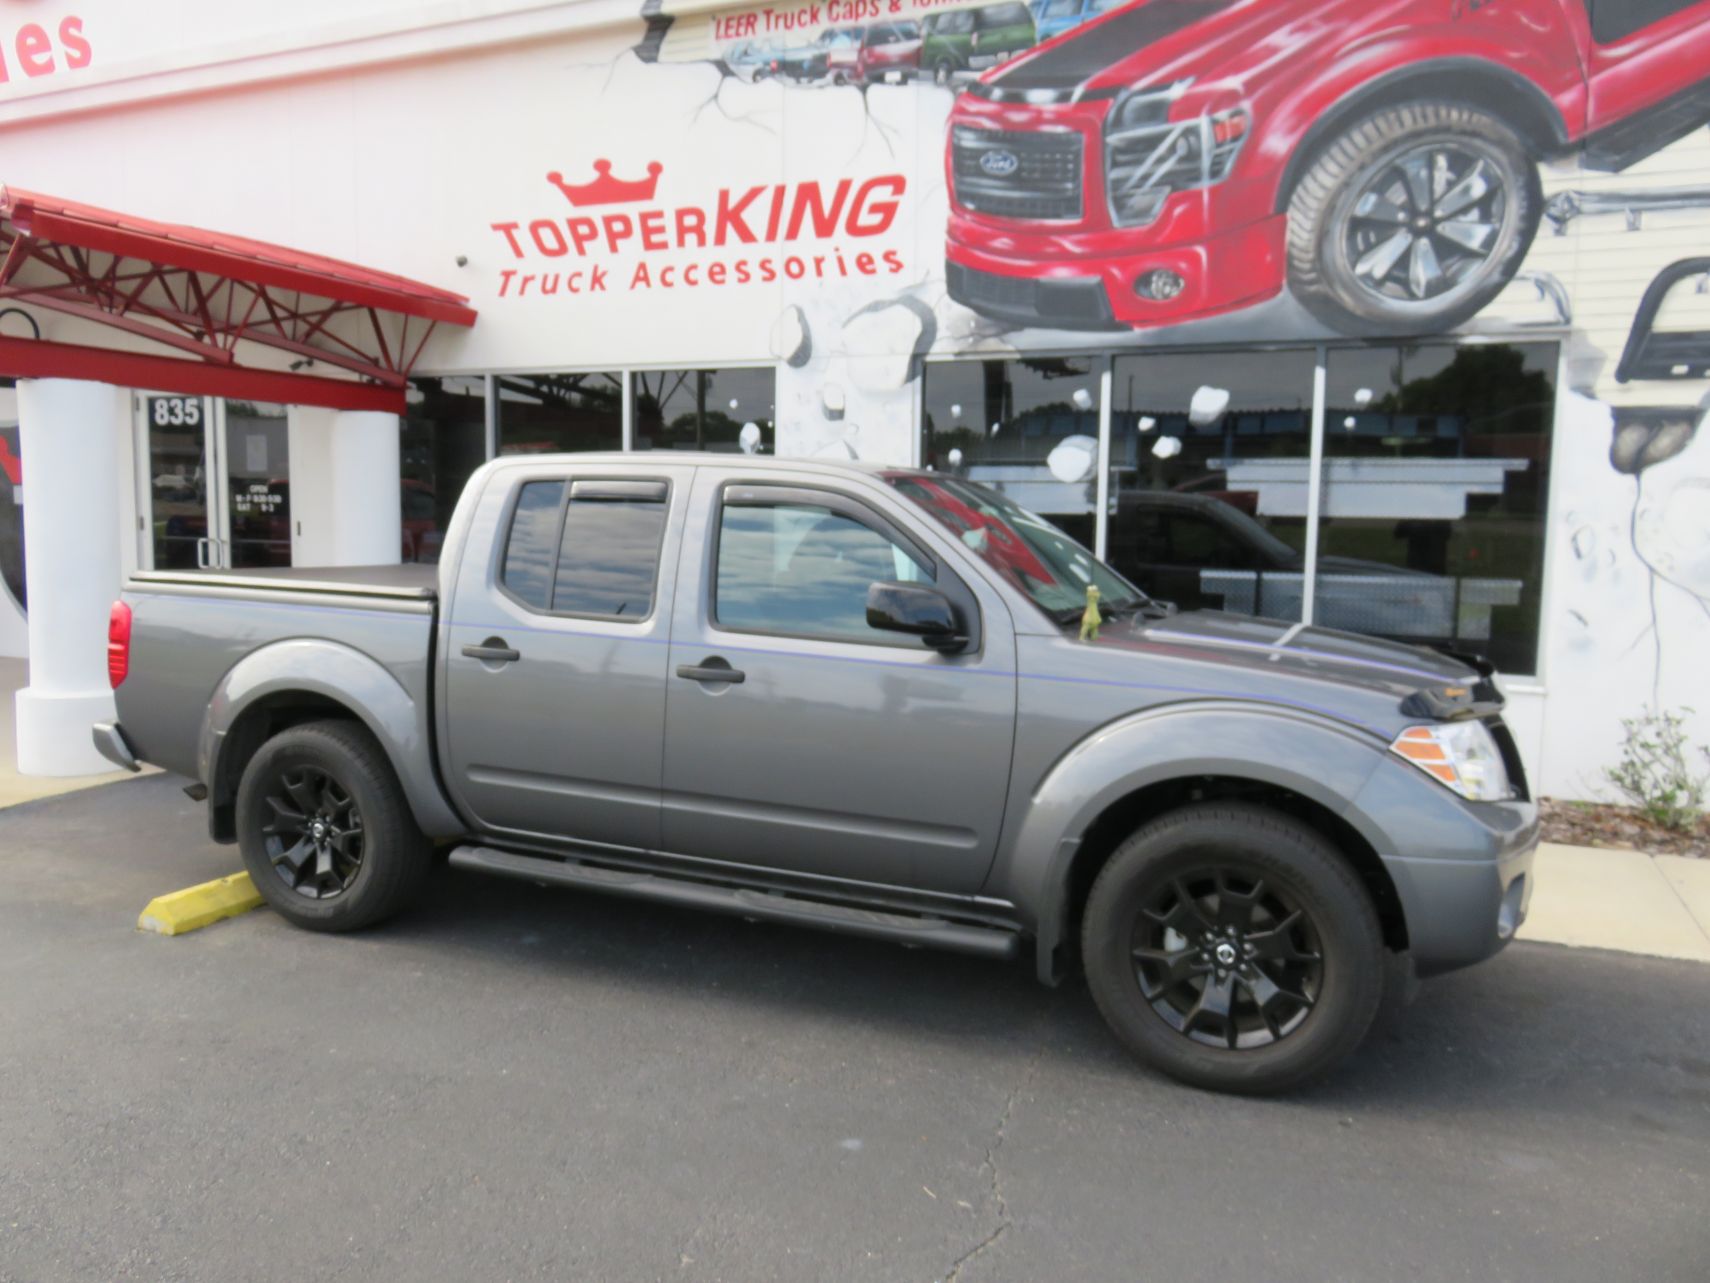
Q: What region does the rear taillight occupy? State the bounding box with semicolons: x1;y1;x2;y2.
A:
108;600;131;688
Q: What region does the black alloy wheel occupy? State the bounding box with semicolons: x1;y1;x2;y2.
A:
1131;867;1323;1050
1081;802;1385;1094
261;765;365;900
235;719;432;932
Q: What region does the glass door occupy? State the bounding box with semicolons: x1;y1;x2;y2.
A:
137;395;291;570
221;400;291;568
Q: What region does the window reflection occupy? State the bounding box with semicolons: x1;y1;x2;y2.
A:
633;368;775;453
553;497;667;618
921;357;1100;550
1319;342;1554;673
717;501;929;641
403;376;487;564
501;480;564;610
497;373;622;455
1109;351;1316;620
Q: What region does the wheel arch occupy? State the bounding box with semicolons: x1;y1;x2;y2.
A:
1054;775;1410;982
1272;58;1572;214
200;639;463;844
993;704;1410;984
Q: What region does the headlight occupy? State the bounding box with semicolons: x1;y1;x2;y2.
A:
1389;722;1513;802
1104;85;1250;228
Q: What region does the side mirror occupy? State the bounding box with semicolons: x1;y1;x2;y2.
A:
866;581;968;654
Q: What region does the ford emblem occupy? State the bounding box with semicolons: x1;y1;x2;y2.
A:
979;148;1020;177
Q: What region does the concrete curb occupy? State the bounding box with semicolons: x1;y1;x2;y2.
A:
1518;843;1710;963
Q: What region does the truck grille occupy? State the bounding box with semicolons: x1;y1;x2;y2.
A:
951;126;1083;222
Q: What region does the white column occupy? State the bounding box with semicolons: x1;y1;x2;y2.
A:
15;378;125;775
329;411;402;566
286;408;401;568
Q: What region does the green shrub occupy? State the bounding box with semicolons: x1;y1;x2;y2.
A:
1604;708;1709;832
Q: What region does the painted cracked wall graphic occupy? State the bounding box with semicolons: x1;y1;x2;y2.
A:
456;0;1710;793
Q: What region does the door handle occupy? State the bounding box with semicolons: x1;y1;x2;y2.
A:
676;657;745;685
462;637;521;663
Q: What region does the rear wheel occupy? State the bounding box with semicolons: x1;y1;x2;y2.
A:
1081;803;1384;1094
236;720;431;932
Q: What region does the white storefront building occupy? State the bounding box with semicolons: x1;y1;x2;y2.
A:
0;0;1706;795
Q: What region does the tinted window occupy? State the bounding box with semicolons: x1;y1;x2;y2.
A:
497;372;623;455
1318;342;1556;674
552;485;668;618
502;481;566;610
632;367;775;454
978;3;1032;27
1587;0;1694;43
716;498;931;642
938;11;974;34
1109;349;1315;616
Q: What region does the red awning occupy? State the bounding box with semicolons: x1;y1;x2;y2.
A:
0;187;477;413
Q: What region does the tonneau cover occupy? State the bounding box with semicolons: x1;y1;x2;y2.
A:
130;563;438;600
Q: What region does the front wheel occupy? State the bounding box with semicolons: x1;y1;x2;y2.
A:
1285;101;1542;337
235;720;432;932
1081;803;1385;1094
933;59;954;87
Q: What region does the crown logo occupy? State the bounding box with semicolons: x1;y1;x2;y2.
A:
546;159;664;207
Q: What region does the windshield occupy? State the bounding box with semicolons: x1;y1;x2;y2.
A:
888;473;1147;620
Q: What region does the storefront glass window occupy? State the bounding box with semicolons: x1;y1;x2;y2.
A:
1318;342;1555;674
1109;351;1316;619
921;357;1101;549
497;373;623;455
632;368;775;453
403;376;488;564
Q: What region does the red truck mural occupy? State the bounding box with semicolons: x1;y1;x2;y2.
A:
945;0;1710;335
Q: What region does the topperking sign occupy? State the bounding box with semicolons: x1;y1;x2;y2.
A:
486;158;910;300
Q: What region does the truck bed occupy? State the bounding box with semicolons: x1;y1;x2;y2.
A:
116;563;441;790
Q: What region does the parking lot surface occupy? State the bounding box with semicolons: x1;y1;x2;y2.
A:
3;775;1709;1282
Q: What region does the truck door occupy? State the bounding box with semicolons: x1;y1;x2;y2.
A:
1576;0;1710;150
659;469;1018;896
442;462;693;851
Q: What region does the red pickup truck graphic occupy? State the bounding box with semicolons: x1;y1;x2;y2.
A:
945;0;1710;336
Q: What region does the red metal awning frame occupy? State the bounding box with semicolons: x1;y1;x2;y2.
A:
0;187;477;413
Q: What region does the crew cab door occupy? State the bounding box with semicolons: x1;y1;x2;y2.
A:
1575;0;1710;139
659;468;1018;896
441;461;693;851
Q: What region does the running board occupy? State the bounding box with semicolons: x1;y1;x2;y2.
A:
448;844;1021;961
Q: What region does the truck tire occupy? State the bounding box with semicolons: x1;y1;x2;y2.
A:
1285;101;1542;337
1081;803;1384;1094
235;719;432;932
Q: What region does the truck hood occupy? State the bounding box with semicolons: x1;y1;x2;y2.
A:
1060;608;1491;725
986;0;1393;98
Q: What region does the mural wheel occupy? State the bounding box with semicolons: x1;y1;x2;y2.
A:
933;60;954;87
1286;101;1543;337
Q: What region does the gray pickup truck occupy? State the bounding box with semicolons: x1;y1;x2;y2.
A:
97;453;1536;1093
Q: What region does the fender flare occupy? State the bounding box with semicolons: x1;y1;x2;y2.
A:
1267;54;1575;214
987;703;1401;983
200;637;464;840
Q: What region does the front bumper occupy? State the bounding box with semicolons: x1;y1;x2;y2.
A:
1379;803;1539;978
945;210;1287;330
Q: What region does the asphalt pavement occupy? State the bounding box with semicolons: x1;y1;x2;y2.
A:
3;775;1708;1282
